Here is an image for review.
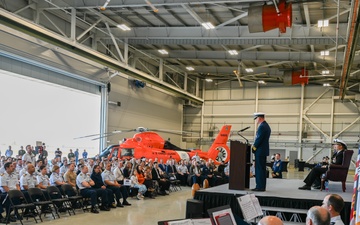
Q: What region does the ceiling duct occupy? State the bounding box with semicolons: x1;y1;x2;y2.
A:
248;0;292;33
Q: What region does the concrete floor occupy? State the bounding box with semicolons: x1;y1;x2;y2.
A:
11;167;356;225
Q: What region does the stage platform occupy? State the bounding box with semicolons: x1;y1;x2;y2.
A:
194;178;352;225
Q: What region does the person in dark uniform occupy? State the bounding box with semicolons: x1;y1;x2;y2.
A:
298;139;347;190
271;153;282;179
90;165;115;210
251;112;271;192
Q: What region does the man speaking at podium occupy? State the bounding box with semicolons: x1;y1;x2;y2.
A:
251;112;271;192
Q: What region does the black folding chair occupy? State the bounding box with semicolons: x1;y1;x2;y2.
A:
5;190;40;225
61;184;84;212
46;186;74;216
28;188;57;219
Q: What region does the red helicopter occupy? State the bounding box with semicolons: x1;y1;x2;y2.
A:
95;125;232;164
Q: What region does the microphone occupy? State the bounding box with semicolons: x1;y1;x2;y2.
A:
239;126;250;132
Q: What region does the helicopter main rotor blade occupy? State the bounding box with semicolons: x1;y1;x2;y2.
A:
90;129;137;140
74;131;115;140
148;128;198;136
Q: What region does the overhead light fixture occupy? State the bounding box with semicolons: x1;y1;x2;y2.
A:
323;83;331;86
245;68;254;73
228;50;238;55
258;80;266;84
318;20;329;27
158;49;169;54
205;78;213;82
201;22;215;30
320;51;329;56
186;66;195;71
321;70;330;75
117;24;131;31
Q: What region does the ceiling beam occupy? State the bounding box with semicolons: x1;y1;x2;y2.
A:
40;0;265;10
216;12;248;28
132;50;347;62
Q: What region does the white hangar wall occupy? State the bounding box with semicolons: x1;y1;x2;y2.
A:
106;75;184;146
184;81;359;166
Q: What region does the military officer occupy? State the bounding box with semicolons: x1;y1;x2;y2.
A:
0;162;20;222
20;163;38;190
271;153;283;179
102;163;131;207
252;112;271;192
49;165;66;190
37;165;50;190
76;165;105;213
20;163;42;215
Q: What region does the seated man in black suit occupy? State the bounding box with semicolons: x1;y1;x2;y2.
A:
152;162;170;195
298;139;347;190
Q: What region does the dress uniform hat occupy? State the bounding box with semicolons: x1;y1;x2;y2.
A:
333;139;347;149
253;112;265;120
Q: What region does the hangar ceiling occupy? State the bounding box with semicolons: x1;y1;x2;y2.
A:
0;0;360;101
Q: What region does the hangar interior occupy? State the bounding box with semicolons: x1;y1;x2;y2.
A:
0;0;359;165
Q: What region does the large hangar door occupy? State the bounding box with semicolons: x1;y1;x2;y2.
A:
0;70;101;158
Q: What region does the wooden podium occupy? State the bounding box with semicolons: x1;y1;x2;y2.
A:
229;140;251;190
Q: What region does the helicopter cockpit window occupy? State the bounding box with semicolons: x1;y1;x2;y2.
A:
112;148;119;158
121;148;134;157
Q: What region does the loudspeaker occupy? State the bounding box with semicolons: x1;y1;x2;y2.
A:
185;199;203;219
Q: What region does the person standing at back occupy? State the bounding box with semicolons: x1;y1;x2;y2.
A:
251;112;271;192
5;146;13;158
74;149;79;165
83;149;88;160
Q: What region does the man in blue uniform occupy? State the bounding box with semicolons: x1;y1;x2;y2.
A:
251;112;271;192
271;153;282;179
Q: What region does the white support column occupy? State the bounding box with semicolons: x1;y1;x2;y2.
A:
196;78;200;97
124;39;129;65
32;1;40;24
159;59;164;81
298;84;305;160
329;88;335;156
71;8;76;42
92;35;98;49
131;57;137;67
200;80;205;149
184;72;188;92
254;83;259;138
99;84;108;152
